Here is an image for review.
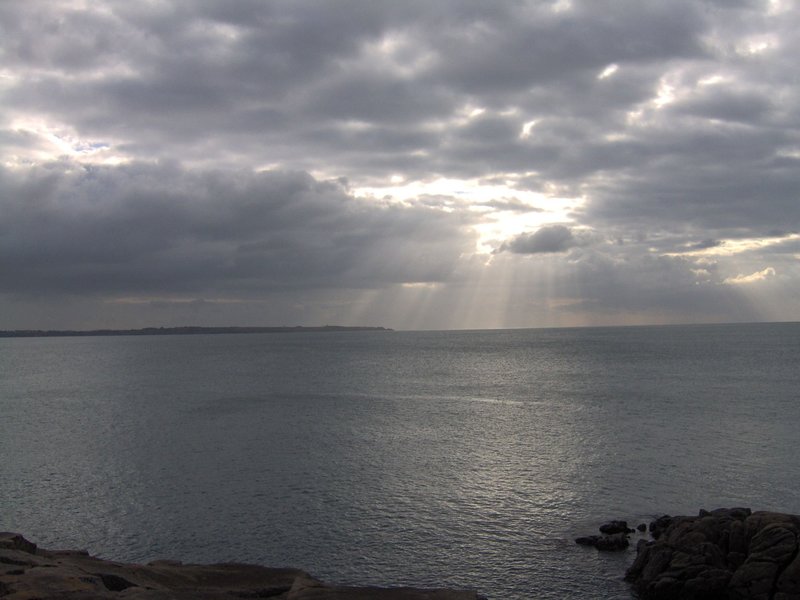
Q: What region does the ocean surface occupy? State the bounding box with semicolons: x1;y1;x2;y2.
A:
2;323;799;599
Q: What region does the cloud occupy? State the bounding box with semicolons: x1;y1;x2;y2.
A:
479;198;544;213
499;225;584;254
687;239;723;251
724;267;776;285
1;1;800;328
0;0;718;184
426;1;708;94
0;161;476;297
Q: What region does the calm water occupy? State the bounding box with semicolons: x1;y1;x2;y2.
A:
2;323;799;599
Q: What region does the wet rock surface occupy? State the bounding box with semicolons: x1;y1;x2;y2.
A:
575;519;635;551
625;508;800;599
0;533;482;600
599;520;635;535
575;532;631;551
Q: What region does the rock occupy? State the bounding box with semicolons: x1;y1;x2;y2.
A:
625;508;800;600
649;515;674;540
599;520;633;535
0;533;482;600
575;536;597;546
776;552;800;599
575;518;635;551
729;521;799;600
596;533;630;551
637;523;648;532
0;533;37;555
575;533;629;551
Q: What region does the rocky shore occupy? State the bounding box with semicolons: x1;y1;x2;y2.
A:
9;508;800;599
577;507;800;599
0;533;481;600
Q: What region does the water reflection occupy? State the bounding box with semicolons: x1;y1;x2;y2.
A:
1;325;799;599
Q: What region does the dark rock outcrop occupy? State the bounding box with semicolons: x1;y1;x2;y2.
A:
649;515;675;540
625;508;800;600
575;519;634;552
0;533;482;599
576;533;631;551
600;520;634;535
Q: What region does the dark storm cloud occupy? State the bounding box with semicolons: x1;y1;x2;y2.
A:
0;161;475;297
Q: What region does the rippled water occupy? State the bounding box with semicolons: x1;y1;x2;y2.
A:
2;323;799;599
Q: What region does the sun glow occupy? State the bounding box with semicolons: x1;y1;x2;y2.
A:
736;34;778;56
723;267;776;285
767;0;790;14
4;117;122;165
551;0;572;12
597;64;619;80
520;120;538;139
360;31;437;78
653;80;677;108
354;177;583;253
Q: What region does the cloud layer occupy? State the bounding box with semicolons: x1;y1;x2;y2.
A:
0;161;474;292
1;0;798;329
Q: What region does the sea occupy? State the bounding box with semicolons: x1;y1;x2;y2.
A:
2;322;799;599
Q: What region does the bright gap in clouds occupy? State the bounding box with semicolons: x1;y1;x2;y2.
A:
353;178;582;254
671;234;800;257
597;64;619;80
5;117;120;165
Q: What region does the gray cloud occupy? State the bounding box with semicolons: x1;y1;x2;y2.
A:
1;0;799;328
421;1;708;94
499;225;583;254
687;239;723;251
0;161;475;297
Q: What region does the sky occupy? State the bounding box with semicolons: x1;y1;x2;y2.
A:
1;0;799;330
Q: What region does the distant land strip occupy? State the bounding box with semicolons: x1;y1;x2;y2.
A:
0;325;393;338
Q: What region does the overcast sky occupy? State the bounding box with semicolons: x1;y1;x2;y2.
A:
2;0;799;330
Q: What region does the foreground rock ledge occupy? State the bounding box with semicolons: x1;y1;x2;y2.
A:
0;533;482;600
625;508;800;600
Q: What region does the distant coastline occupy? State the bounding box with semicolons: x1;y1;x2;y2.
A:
0;325;393;338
